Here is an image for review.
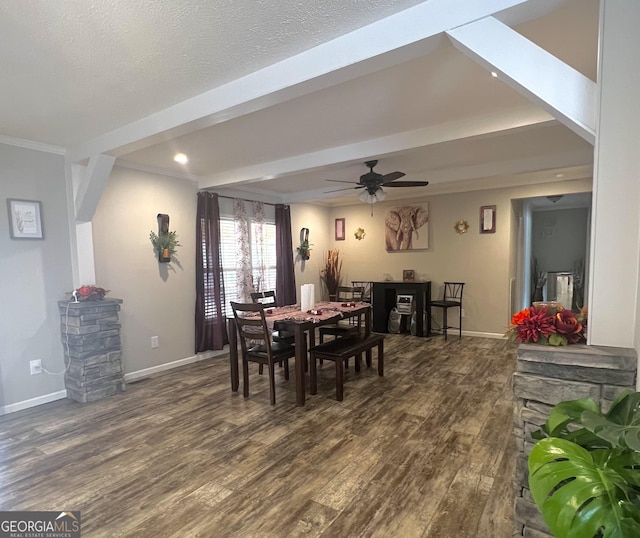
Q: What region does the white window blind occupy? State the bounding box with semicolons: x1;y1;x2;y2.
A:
218;217;277;316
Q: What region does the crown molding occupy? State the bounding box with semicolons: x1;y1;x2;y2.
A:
0;135;65;155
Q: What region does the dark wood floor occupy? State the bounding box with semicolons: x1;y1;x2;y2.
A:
0;334;517;537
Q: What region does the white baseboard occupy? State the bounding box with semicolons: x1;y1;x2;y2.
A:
0;349;229;415
0;390;68;416
463;331;505;339
124;349;228;381
429;329;505;340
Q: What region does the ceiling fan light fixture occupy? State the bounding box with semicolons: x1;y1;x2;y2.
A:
359;187;385;203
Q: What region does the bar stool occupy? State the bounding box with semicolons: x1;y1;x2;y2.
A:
430;282;464;340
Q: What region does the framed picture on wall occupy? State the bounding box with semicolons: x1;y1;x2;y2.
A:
385;203;429;251
480;205;496;234
335;218;345;241
7;198;44;239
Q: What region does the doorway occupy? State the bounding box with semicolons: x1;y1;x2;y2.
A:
514;192;592;315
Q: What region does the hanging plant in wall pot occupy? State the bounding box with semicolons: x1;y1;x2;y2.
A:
149;230;181;263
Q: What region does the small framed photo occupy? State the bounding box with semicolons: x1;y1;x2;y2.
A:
335;218;345;241
403;269;415;281
480;205;496;234
7;198;44;239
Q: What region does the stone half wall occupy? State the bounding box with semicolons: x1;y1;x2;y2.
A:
58;298;126;403
513;343;637;537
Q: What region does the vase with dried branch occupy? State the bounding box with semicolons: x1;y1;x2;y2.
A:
321;249;342;300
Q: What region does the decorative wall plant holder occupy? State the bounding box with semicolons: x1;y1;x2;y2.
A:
150;213;181;263
297;227;312;260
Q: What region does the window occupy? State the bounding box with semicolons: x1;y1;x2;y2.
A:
219;217;277;314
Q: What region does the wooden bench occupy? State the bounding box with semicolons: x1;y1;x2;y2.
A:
309;333;384;401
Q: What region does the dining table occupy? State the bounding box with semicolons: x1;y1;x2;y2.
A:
227;301;372;406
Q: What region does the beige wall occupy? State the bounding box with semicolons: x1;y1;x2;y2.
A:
92;166;198;374
322;178;591;335
291;203;330;302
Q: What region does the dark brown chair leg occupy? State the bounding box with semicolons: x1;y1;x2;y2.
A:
243;358;250;398
378;340;384;376
310;354;318;395
335;358;344;401
366;348;372;368
443;307;448;341
268;362;276;405
355;352;361;373
284;359;289;380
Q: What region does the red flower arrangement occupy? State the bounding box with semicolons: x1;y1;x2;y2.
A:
71;285;109;302
506;304;587;346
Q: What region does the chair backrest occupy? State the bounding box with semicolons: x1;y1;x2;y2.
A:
230;301;272;356
443;282;465;302
250;290;277;306
336;286;364;301
351;281;372;301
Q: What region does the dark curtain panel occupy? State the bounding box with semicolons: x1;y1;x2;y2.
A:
195;192;228;351
275;204;297;305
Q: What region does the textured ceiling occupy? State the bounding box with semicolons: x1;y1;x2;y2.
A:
0;0;599;206
0;0;426;146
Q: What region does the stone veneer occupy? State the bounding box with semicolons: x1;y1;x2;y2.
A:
513;343;637;537
58;298;126;403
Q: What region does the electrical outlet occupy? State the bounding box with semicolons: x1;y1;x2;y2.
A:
30;359;42;375
151;336;159;349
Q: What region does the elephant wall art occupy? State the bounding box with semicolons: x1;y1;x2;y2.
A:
385;203;429;251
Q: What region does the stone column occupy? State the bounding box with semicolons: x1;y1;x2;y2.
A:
58;298;126;403
513;343;637;537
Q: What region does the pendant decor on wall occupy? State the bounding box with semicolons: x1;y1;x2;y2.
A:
454;220;469;234
297;227;312;260
149;213;181;263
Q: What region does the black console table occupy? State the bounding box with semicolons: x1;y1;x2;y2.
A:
372;281;431;337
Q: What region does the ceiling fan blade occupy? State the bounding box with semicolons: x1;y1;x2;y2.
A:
325;179;359;184
384;181;429;187
324;185;365;193
381;171;406;183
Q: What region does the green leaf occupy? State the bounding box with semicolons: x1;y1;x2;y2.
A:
529;438;640;538
547;398;602;435
549;333;568;346
606;391;640;426
581;411;640;452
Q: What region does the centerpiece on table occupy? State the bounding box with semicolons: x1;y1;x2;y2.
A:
505;303;587;346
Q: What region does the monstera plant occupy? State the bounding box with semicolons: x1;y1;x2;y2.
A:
528;391;640;537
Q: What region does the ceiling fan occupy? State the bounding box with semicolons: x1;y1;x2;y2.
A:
325;160;429;205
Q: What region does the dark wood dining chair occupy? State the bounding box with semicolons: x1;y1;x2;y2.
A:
319;286;365;343
250;290;295;368
430;282;465;340
250;290;277;306
230;301;296;405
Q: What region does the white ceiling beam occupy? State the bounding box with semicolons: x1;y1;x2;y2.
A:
446;16;597;144
199;106;554;189
73;154;116;223
67;0;527;164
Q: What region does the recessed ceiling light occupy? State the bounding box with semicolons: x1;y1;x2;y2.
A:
174;153;188;164
555;173;565;178
491;71;498;78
